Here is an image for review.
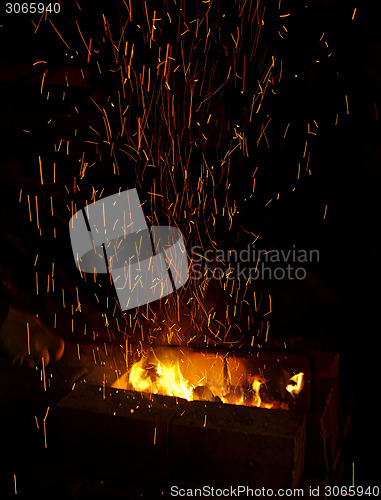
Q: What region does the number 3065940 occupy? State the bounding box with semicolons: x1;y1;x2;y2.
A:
5;3;61;14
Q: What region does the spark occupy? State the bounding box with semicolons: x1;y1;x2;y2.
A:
48;19;70;49
27;195;32;222
20;0;313;361
38;156;44;184
41;357;46;391
43;407;49;448
26;322;30;356
75;20;90;53
33;10;45;33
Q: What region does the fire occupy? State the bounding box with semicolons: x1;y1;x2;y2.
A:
129;357;194;400
114;353;305;410
251;376;266;407
285;372;304;397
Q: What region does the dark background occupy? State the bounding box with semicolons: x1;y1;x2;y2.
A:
0;0;380;490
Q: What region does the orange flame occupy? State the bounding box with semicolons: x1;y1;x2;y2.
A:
129;357;194;400
285;372;304;397
251;376;265;407
114;355;305;410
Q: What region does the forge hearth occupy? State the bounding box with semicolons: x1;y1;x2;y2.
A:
55;382;306;490
50;342;349;495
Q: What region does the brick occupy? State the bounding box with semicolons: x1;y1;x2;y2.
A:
170;400;306;487
305;378;342;476
55;381;186;455
170;457;303;490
